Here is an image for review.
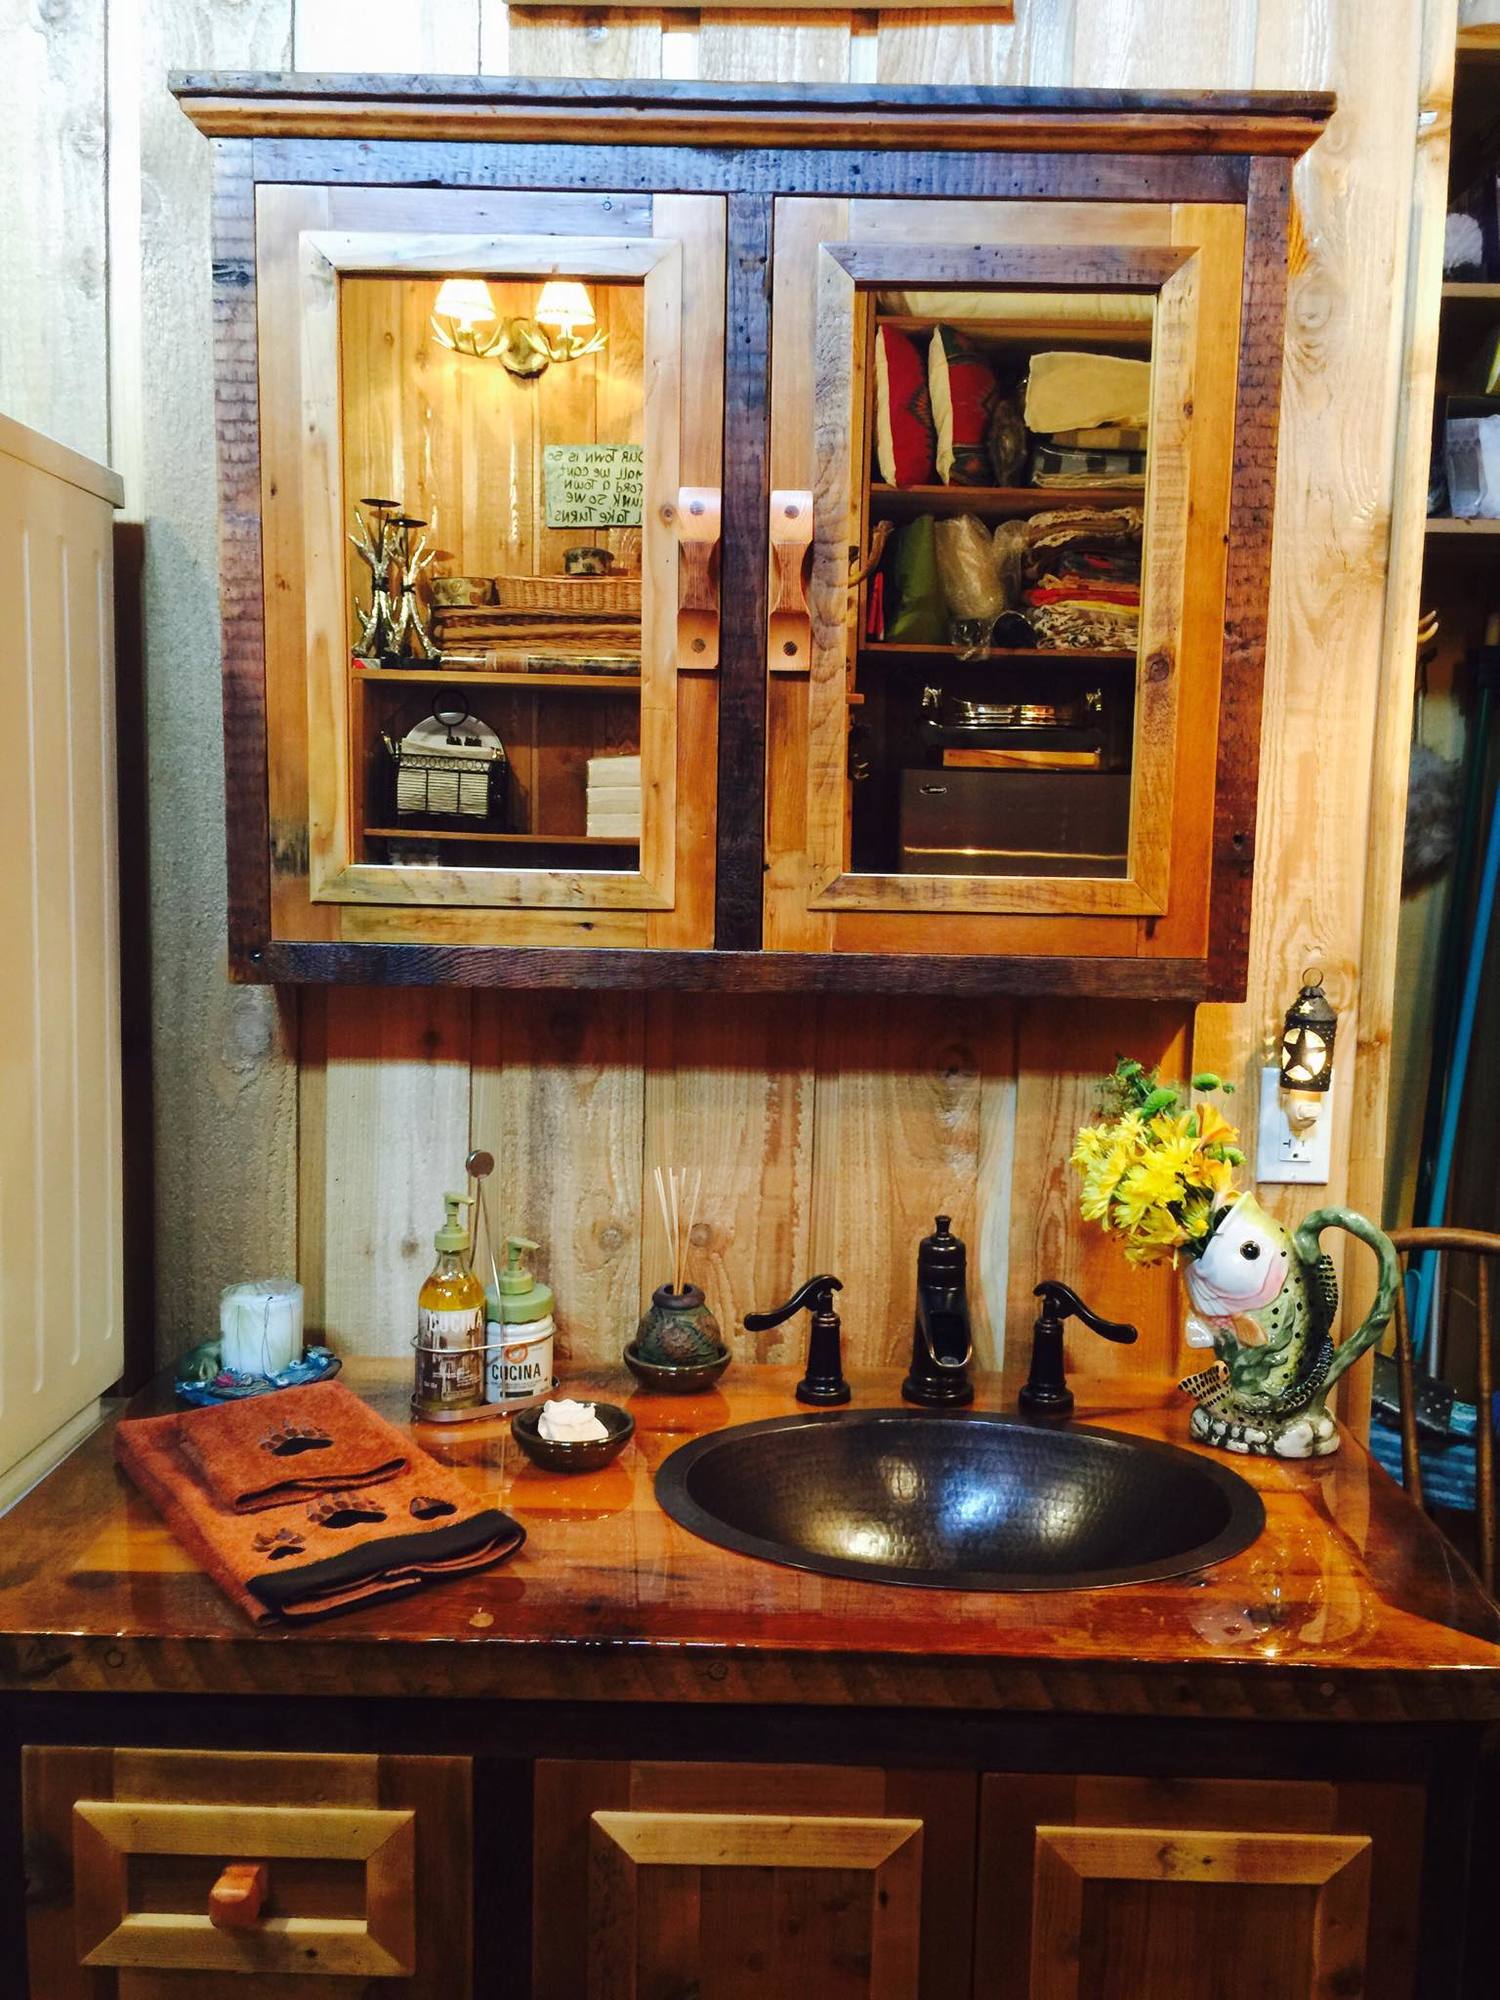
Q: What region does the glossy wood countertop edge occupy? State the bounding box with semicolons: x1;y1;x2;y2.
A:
0;1361;1497;1718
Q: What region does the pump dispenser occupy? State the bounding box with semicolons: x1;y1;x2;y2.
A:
413;1193;486;1420
483;1237;557;1407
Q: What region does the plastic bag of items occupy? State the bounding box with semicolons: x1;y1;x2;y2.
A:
934;515;1013;660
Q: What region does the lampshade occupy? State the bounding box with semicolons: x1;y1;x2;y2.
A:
432;278;498;329
535;281;596;331
1279;976;1337;1092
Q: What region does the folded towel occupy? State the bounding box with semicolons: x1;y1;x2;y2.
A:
117;1393;524;1624
176;1382;409;1513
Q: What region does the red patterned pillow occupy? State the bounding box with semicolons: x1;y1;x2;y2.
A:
874;326;937;487
929;325;1001;486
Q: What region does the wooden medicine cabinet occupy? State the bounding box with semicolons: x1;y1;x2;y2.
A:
180;74;1329;997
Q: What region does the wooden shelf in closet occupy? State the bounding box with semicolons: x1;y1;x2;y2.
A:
354;666;643;691
1425;517;1500;536
364;827;638;847
1440;281;1500;300
867;483;1143;518
858;641;1137;662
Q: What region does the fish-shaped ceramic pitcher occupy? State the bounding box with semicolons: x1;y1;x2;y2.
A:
1178;1191;1402;1458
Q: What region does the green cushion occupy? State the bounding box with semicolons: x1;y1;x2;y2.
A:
885;516;947;643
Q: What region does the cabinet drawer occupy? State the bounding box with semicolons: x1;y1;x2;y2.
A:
23;1747;470;1997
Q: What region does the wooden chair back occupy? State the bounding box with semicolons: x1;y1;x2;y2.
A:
1387;1227;1500;1594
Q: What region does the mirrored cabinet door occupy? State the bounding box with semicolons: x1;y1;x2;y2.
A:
256;186;725;951
764;197;1245;963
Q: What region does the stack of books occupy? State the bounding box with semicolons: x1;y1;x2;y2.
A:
587;754;642;840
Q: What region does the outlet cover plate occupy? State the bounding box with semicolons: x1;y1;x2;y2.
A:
1256;1064;1333;1185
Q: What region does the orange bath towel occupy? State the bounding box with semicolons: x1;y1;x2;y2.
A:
176;1382;409;1512
116;1391;523;1624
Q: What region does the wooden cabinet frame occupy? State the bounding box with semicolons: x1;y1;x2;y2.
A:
179;74;1329;998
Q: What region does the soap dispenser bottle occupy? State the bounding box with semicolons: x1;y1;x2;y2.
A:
412;1193;486;1421
484;1237;556;1408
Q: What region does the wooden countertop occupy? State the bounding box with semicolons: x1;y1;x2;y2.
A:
1;1362;1497;1718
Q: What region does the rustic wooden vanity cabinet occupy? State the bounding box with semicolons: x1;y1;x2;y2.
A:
180;73;1328;998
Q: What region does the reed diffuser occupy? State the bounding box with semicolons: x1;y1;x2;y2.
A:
627;1167;728;1390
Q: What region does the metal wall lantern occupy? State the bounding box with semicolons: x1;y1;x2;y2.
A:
1280;972;1338;1093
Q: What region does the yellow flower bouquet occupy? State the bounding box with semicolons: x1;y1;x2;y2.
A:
1071;1057;1245;1268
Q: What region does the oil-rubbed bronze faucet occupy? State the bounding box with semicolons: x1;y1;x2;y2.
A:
903;1216;975;1407
745;1276;849;1405
1019;1281;1137;1419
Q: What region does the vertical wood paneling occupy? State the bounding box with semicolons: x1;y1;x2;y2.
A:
641;997;817;1355
303;990;474;1354
506;9;665;77
1194;0;1427;1371
131;0;299;1365
0;0;109;461
1006;1003;1191;1378
809;1000;1012;1368
470;993;645;1365
876;9;1012;82
0;423;123;1475
699;12;853;82
1349;0;1460;1424
292;0;482;71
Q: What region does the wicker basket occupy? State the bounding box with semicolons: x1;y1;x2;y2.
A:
493;572;642;615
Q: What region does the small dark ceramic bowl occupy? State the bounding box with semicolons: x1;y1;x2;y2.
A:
512;1401;634;1473
623;1341;732;1395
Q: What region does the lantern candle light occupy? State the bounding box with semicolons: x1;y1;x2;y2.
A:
219;1280;305;1378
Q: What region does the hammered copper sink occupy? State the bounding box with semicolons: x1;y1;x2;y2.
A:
654;1409;1265;1592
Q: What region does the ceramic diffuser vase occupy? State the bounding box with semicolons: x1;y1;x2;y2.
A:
1073;1059;1401;1459
626;1168;729;1393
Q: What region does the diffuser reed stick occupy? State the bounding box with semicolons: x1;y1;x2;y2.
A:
652;1165;702;1295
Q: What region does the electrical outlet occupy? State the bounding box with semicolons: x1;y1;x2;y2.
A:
1255;1065;1333;1185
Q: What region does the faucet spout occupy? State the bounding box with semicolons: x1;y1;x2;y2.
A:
902;1215;976;1407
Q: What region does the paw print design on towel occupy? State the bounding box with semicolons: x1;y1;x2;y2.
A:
252;1525;306;1561
306;1491;389;1530
409;1493;458;1520
260;1422;333;1458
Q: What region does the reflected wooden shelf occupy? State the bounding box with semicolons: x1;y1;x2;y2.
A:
875;313;1153;346
1425;517;1500;536
1440;282;1500;300
364;827;638;846
868;484;1143;519
354;667;642;691
859;641;1137;662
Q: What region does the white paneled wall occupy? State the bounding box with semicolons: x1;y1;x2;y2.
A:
0;415;124;1490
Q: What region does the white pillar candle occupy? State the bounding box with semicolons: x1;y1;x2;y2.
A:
219;1280;304;1377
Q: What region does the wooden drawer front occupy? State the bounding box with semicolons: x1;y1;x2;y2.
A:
976;1773;1425;2000
535;1758;976;2000
24;1748;471;1998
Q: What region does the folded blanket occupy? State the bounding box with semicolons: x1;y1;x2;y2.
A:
176;1382;409;1512
117;1392;524;1624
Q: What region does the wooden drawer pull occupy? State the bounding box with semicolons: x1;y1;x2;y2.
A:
769;489;813;674
676;486;720;672
209;1860;268;1930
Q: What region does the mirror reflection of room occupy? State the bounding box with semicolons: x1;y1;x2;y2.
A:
339;274;646;874
854;286;1154;882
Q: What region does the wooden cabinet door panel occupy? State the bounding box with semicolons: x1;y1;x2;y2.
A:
22;1747;470;1998
534;1758;976;2000
589;1809;922;1999
976;1773;1423;2000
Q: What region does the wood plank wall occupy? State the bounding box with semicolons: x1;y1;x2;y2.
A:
1;0;1444;1396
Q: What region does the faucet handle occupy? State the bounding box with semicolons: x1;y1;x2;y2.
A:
744;1275;843;1333
745;1276;849;1406
1033;1280;1138;1345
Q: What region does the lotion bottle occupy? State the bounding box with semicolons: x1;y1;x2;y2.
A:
484;1237;555;1406
413;1193;485;1419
